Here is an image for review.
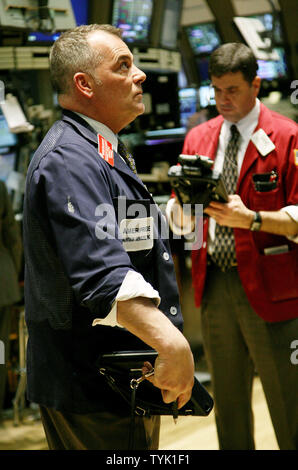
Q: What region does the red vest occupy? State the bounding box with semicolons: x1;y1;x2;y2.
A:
183;103;298;322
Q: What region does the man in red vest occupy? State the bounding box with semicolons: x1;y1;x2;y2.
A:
167;43;298;449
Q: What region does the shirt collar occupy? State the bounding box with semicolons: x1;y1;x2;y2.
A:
75;112;118;152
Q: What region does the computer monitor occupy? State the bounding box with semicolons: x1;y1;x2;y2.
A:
257;47;288;81
0;110;17;149
0;151;17;187
250;12;284;46
178;88;198;128
198;85;215;108
27;0;88;44
111;0;153;45
27;31;61;44
184;22;222;56
247;13;287;81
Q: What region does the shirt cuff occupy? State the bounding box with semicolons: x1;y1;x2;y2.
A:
92;270;161;328
281;205;298;243
281;205;298;223
166;197;194;236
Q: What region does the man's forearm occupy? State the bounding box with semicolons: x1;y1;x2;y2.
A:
117;297;189;356
259;209;298;238
117;296;194;408
205;195;298;239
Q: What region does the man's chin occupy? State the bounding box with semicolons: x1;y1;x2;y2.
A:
136;103;145;116
220;110;238;122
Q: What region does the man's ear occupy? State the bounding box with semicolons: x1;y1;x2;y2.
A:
252;75;261;97
73;72;93;98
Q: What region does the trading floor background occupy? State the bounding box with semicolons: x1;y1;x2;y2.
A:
0;0;297;450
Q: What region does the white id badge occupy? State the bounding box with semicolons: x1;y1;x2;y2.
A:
120;217;154;251
251;128;276;156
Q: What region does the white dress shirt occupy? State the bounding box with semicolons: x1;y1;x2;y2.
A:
75;113;161;327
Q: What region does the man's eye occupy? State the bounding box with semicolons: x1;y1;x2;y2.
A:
120;62;129;70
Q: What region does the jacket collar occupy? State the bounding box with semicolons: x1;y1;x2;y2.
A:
252;101;274;136
61;109;144;185
238;102;275;185
62;109;98;145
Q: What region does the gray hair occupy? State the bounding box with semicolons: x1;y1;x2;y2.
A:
49;24;122;95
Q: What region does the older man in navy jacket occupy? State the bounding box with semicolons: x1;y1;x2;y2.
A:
23;24;194;450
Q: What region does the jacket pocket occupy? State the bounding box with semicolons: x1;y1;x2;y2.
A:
251;187;279;211
259;248;298;302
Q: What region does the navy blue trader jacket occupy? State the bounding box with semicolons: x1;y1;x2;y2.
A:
23;110;183;414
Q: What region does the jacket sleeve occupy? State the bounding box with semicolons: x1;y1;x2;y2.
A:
29;143;138;319
283;123;298;206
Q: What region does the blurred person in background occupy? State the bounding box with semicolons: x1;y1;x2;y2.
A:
0;180;22;422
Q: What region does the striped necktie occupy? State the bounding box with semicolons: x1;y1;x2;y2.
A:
117;139;137;174
211;124;240;270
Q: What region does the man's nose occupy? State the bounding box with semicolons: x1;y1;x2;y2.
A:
132;64;146;83
220;90;232;102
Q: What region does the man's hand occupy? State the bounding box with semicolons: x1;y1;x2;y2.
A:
149;342;194;409
204;194;254;229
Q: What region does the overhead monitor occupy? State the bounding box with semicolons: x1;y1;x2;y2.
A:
184;22;222;56
234;16;280;61
111;0;153;45
249;12;287;80
0;0;76;31
178;88;198;128
250;12;284;46
27;0;88;44
198;85;215;108
257;47;288;81
27;31;61;44
159;0;183;50
234;11;288;80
